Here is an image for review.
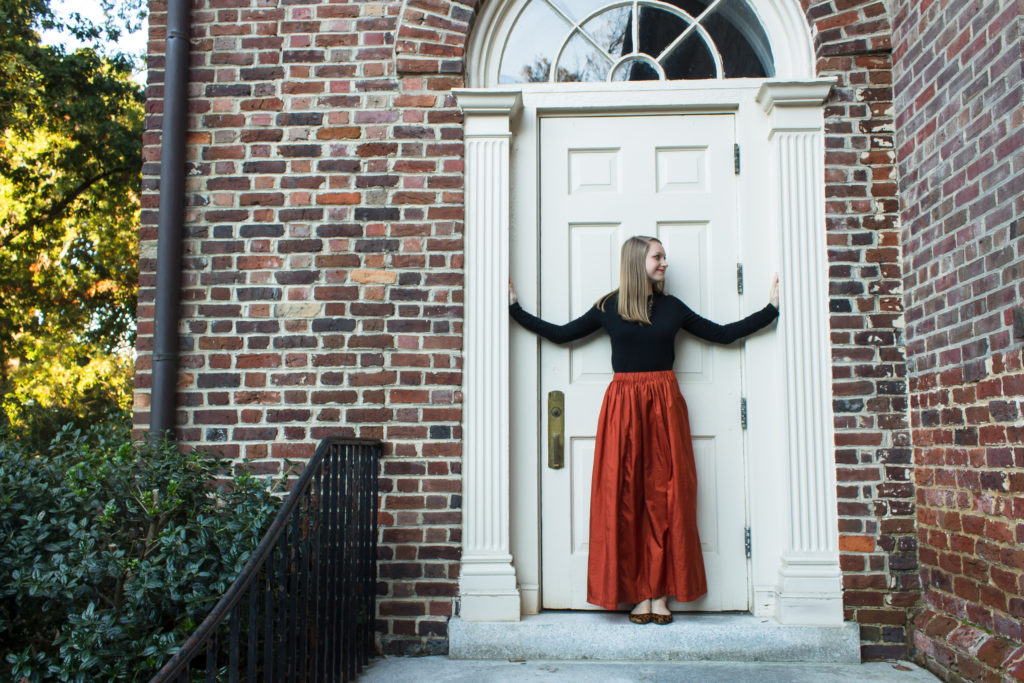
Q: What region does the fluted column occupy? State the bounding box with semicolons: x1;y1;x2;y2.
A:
452;89;523;622
757;80;843;626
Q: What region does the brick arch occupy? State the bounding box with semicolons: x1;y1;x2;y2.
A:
394;0;898;83
798;0;893;60
393;0;896;79
394;0;479;75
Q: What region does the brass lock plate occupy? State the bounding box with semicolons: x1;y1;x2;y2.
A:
548;390;564;469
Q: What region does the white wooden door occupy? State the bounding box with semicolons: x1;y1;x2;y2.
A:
538;114;748;611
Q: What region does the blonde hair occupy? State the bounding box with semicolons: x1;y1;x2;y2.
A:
596;235;665;324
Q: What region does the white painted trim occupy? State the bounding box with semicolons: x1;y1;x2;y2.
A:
460;80;839;626
454;88;524;622
754;0;816;79
757;80;839;119
757;79;844;626
459;0;835;630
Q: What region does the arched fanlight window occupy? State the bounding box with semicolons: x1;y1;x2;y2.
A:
499;0;774;83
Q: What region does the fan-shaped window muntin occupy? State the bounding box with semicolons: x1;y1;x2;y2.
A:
499;0;774;84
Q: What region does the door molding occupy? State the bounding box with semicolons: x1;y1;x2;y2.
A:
455;79;839;625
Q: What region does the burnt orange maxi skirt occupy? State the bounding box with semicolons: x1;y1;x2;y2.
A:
586;370;708;610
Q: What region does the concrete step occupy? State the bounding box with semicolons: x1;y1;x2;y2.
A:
360;657;940;682
449;612;862;663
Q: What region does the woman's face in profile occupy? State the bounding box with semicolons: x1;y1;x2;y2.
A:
645;241;667;283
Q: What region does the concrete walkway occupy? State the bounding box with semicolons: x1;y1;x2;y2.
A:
359;656;939;682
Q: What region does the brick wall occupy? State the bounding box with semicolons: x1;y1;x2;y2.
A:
891;0;1024;679
137;0;917;656
138;0;467;655
806;0;917;660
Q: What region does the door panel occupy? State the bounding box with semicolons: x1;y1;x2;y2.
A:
568;223;621;382
539;114;748;611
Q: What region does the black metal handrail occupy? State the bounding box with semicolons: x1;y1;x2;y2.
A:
150;438;380;682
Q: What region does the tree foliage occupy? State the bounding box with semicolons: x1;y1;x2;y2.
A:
0;0;144;428
0;417;283;681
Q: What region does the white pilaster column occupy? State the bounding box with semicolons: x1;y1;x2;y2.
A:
452;89;523;622
757;80;844;626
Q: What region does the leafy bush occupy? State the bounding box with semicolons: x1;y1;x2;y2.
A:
0;415;283;681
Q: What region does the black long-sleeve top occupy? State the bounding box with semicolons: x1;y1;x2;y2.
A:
510;292;778;373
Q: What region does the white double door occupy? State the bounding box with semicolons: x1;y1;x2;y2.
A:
538;114;749;611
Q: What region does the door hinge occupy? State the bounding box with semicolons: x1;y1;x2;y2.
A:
733;143;740;175
740;397;748;429
736;263;744;294
744;526;752;558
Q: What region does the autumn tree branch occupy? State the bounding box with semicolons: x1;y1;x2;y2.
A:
1;165;135;249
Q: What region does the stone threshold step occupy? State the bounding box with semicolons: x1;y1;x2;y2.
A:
449;612;861;663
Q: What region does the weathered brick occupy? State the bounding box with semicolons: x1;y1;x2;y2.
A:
892;1;1024;676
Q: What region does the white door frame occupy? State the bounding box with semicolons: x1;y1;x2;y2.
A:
455;78;841;626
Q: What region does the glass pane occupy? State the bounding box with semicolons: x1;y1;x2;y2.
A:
703;4;771;77
659;30;716;79
640;5;715;80
556;31;612;81
661;0;712;22
659;0;774;77
549;0;607;24
611;58;660;81
634;5;689;58
500;0;573;83
581;6;631;58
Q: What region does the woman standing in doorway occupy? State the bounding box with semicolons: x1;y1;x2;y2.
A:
508;235;779;624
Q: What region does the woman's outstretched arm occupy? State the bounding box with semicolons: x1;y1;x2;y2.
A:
676;274;780;344
509;280;602;344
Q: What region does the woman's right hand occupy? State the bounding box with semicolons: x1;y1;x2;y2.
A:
509;280;518;305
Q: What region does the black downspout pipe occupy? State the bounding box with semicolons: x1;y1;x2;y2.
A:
149;0;191;442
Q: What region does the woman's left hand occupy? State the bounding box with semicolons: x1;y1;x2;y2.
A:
769;273;779;309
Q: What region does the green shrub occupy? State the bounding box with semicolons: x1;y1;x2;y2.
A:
0;416;283;681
